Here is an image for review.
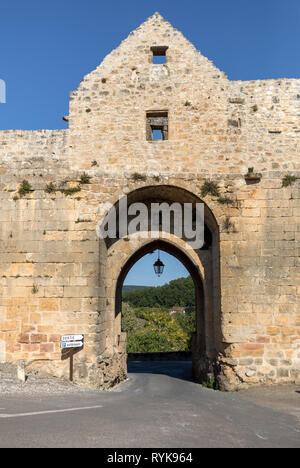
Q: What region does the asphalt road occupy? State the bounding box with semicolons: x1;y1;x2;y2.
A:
0;361;299;448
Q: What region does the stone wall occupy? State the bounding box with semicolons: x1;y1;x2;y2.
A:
0;13;299;389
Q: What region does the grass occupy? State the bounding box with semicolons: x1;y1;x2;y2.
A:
202;379;220;390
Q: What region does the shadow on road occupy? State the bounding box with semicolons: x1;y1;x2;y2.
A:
127;360;193;383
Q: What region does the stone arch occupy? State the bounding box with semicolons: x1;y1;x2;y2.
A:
115;238;206;367
99;185;221;385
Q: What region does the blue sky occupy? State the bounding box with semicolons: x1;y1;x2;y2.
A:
124;251;189;287
0;0;299;285
0;0;299;130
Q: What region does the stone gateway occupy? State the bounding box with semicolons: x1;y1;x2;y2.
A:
0;13;299;390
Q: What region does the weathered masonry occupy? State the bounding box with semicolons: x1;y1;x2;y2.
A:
0;13;299;390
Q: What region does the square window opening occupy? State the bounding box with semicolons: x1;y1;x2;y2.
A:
151;46;168;65
153;55;166;65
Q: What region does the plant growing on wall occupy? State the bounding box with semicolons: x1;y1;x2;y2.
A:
282;175;297;187
131;173;147;182
31;283;39;294
200;180;220;198
45;182;56;194
222;216;236;233
79;173;92;184
18;180;33;197
217;196;234;205
59;186;81;196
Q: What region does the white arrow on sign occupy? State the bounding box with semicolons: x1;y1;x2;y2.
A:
61;341;83;349
61;335;84;342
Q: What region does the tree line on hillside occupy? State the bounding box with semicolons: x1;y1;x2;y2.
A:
122;276;195;309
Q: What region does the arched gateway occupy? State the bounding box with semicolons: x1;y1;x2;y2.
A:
115;239;208;380
102;185;221;385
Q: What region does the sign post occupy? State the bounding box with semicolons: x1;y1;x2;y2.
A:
61;335;84;382
70;348;74;382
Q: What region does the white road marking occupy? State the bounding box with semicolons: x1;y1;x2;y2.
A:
0;405;103;419
256;433;268;440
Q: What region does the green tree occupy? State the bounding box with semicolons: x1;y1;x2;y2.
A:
121;303;145;334
127;330;171;353
126;307;189;353
174;308;196;336
173;308;196;351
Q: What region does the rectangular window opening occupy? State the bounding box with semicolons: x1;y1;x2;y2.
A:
146;112;168;141
151;46;168;65
152;127;163;140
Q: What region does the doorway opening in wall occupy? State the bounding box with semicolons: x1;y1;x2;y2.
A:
116;242;203;382
122;250;196;353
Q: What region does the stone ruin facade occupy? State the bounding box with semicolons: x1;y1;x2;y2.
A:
0;13;299;390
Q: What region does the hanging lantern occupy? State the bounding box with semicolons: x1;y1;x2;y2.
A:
153;251;165;277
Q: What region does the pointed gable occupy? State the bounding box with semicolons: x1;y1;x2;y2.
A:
72;12;226;99
67;12;230;169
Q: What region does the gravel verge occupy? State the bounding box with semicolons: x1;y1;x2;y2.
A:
0;363;95;395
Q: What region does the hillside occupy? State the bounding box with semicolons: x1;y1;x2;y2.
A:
123;285;150;292
122;276;195;309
